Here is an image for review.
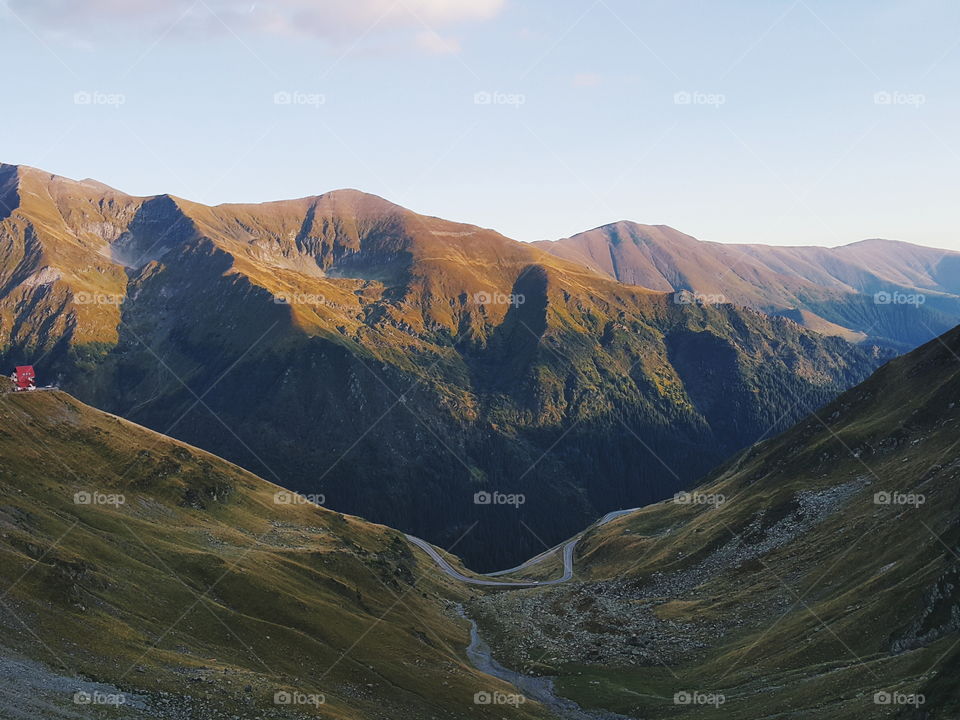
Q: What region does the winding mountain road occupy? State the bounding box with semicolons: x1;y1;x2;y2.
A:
405;507;639;588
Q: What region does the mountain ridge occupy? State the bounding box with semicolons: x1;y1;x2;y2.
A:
470;322;960;718
0;382;554;719
0;162;892;568
535;220;960;350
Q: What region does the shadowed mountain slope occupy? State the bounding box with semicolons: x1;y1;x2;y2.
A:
471;323;960;719
0;163;887;569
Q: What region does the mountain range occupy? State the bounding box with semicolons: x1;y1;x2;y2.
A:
1;305;958;719
2;162;954;568
0;376;550;719
471;322;960;718
536;222;960;350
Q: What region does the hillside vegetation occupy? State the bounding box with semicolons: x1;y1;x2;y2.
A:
0;387;550;719
470;325;960;718
0;163;887;568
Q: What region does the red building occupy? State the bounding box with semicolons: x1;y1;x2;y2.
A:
14;366;36;391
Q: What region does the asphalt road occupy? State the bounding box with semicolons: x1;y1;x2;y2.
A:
405;507;640;588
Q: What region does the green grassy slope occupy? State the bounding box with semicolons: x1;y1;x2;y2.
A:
469;324;960;719
0;386;551;719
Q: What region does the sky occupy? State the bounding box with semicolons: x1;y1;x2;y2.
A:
1;0;959;249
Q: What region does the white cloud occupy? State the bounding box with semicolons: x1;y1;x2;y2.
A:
7;0;505;49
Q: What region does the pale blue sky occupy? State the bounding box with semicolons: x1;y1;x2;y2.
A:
2;0;959;249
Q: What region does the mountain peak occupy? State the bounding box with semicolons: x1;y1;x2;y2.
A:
840;237;930;250
1;162;133;201
310;187;409;217
536;219;960;348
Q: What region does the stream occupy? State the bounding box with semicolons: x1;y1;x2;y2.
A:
459;607;637;720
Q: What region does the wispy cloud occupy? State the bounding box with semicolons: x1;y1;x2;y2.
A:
6;0;505;51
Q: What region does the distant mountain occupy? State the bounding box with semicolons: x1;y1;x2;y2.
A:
0;163;887;568
472;323;960;718
0;384;549;719
535;222;960;350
